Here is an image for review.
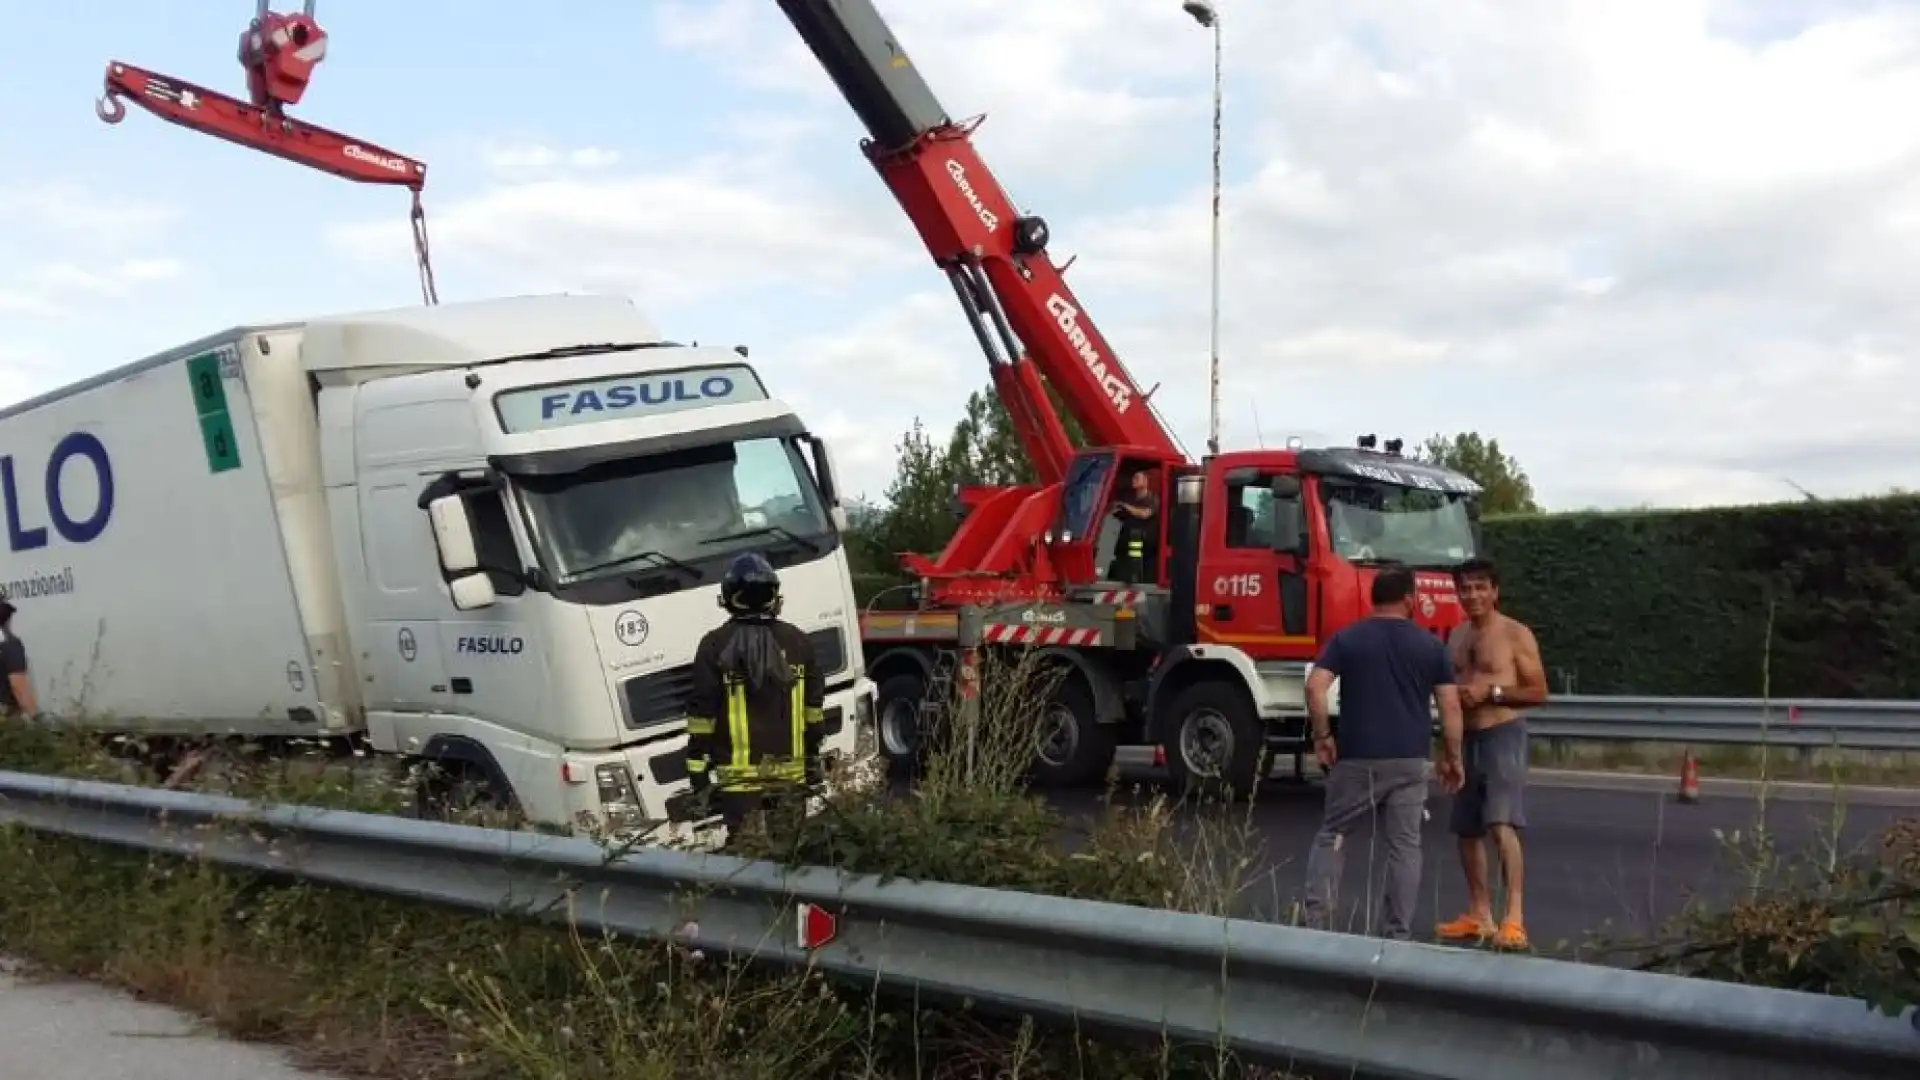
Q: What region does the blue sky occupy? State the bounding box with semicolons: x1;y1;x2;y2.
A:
4;0;1918;508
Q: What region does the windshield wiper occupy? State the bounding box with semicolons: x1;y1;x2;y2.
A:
701;525;821;554
566;549;703;583
501;341;682;363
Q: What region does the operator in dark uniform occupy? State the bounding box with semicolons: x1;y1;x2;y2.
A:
1107;468;1160;584
682;552;826;838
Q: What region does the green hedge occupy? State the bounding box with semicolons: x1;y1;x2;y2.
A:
1485;495;1920;698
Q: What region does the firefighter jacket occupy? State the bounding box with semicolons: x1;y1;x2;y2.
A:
685;615;825;793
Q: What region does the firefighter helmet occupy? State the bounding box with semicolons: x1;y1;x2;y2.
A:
719;551;782;616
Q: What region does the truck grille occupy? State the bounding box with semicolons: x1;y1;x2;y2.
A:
620;626;849;732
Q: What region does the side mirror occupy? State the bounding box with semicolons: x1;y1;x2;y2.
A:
829;505;850;531
804;435;842;508
448;572;497;611
427;495;482;575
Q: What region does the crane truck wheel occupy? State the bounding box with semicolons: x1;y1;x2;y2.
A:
875;670;932;776
1162;679;1268;803
1028;667;1116;788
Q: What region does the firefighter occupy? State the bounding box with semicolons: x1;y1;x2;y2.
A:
1107;468;1160;584
683;551;826;837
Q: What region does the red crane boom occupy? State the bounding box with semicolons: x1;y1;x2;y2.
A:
93;1;439;306
776;0;1187;603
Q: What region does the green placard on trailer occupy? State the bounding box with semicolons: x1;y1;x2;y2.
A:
198;411;242;473
186;351;230;417
185;349;241;473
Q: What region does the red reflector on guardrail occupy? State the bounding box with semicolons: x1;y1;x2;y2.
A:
798;902;837;950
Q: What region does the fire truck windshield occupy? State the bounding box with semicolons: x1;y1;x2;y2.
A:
1318;477;1478;569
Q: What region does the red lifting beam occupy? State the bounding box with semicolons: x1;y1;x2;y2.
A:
93;3;439;305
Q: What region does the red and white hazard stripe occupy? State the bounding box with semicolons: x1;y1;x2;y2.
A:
1086;589;1146;606
983;623;1102;647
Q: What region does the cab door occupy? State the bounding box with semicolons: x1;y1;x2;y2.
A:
1195;468;1316;658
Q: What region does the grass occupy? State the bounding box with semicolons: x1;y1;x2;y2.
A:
0;651;1299;1080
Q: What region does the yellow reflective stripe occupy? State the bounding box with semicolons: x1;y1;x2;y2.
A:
686;758;707;773
804;707;824;726
789;675;806;758
727;680;751;771
714;762;805;786
686;717;715;735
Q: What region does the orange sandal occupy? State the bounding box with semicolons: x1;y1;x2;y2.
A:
1435;913;1494;942
1491;920;1530;951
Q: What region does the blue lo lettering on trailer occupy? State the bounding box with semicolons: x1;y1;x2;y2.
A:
456;635;525;656
493;363;769;434
2;432;115;553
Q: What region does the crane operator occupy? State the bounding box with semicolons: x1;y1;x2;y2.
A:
682;552;826;838
1107;468;1160;584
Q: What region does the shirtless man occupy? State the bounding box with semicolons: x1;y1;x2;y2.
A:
1435;557;1549;950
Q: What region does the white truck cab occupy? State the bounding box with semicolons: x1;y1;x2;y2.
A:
296;295;877;838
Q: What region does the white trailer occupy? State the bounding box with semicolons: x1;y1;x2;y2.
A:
0;293;877;842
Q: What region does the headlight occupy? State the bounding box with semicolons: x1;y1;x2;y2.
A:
594;763;644;826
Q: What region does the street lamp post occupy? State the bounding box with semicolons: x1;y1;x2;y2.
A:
1182;0;1223;457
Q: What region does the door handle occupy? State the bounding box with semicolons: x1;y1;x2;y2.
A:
1213;604;1233;620
450;678;473;695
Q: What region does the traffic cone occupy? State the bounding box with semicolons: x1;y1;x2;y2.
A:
1676;749;1700;805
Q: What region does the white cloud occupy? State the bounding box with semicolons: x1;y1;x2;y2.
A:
478;142;624;174
0;183;182;250
326;153;915;307
0;180;195;410
326;0;1920;509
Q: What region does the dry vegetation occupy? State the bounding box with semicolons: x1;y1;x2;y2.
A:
0;652;1301;1080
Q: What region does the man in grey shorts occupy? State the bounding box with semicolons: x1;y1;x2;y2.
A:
1301;567;1464;940
1436;557;1550;950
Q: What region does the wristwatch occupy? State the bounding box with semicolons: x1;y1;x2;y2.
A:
1490;685;1506;705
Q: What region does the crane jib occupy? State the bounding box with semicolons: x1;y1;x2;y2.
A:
775;0;952;149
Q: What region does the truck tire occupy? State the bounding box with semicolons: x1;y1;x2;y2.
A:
875;670;930;776
1029;669;1116;788
412;758;522;827
1162;678;1268;802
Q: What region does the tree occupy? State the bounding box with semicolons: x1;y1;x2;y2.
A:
848;376;1096;580
846;418;958;578
946;388;1031;487
1418;432;1542;516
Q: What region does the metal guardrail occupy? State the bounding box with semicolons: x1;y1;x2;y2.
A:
1526;696;1920;751
0;770;1915;1079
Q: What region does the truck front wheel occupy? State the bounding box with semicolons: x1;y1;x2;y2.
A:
411;758;521;827
1162;679;1268;802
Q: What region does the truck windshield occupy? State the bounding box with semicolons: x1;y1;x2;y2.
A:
515;436;833;585
1318;478;1477;568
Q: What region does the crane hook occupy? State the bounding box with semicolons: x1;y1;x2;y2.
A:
95;66;126;124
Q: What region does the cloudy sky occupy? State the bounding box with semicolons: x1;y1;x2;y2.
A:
3;0;1917;510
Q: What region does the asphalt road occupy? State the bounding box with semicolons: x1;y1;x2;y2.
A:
1045;770;1916;955
0;963;340;1080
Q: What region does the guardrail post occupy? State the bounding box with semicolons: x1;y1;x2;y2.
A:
958;645;982;780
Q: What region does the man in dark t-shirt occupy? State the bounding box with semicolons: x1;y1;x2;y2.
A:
1299;567;1464;939
0;597;35;718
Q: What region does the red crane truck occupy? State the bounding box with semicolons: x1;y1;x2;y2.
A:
775;0;1487;798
